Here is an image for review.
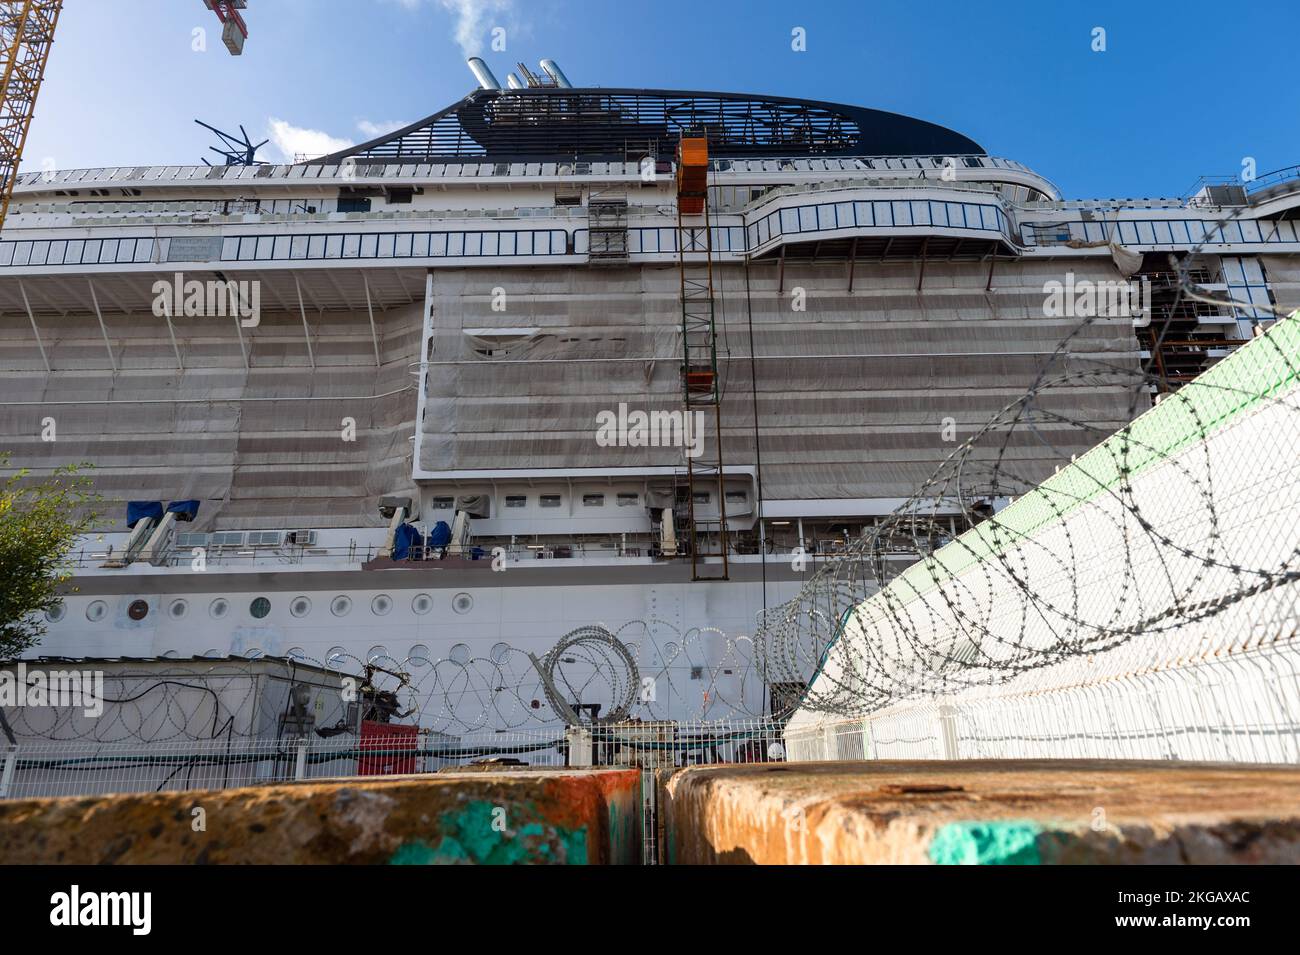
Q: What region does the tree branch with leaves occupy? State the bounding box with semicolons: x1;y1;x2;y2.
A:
0;455;98;659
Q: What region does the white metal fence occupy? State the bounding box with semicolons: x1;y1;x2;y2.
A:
0;719;788;803
785;641;1300;763
784;308;1300;764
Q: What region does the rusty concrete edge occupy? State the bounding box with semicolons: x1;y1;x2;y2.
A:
0;768;643;866
657;761;1300;865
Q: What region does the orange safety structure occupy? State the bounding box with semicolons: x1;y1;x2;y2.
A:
674;133;728;580
676;136;708;215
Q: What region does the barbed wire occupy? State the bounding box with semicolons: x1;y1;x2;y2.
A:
758;200;1300;719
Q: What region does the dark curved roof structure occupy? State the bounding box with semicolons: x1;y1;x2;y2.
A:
315;88;983;164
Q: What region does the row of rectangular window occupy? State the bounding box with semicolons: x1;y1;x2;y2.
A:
431;489;749;509
8;213;1296;271
221;229;570;262
0;236;155;268
1027;218;1300;247
747;198;1008;248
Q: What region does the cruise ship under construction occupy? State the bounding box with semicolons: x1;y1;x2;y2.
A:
3;57;1298;733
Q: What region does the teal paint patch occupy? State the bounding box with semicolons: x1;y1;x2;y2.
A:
389;840;440;865
928;821;1043;865
388;800;589;865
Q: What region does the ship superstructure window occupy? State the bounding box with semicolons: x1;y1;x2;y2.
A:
176;532;207;548
247;531;282;547
540;495;561;508
337;196;371;213
725;490;748;504
617;493;639;506
504;495;527;508
431;496;454;509
210;531;245;548
693;491;711;504
582;494;605;507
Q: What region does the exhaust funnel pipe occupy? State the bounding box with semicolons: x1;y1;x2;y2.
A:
467;57;501;91
539;58;573;88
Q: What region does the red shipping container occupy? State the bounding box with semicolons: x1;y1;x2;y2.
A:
358;720;419;776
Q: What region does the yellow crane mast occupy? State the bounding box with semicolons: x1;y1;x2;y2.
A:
0;0;61;233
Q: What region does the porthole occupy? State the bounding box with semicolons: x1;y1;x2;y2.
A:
330;595;352;617
326;647;348;670
86;600;108;622
411;593;433;615
168;599;188;620
243;647;265;659
286;647;306;661
449;643;471;665
290;596;311;618
203;648;222;658
209;598;230;619
371;594;393;616
44;602;66;623
452;592;473;615
490;642;511;664
409;644;431;665
367;645;389;664
250;596;271;619
128;599;150;621
161;649;179;659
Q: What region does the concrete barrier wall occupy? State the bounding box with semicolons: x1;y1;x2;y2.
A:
0;768;641;865
660;760;1300;864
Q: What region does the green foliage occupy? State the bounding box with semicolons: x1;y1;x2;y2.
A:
0;455;97;658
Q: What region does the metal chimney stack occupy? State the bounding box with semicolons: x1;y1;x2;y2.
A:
466;57;502;91
539;59;573;88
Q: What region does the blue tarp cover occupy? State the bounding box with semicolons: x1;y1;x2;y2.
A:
166;499;201;522
392;522;424;561
126;501;163;529
426;521;452;547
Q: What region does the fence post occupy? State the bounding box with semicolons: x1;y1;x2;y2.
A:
0;744;17;798
938;704;960;759
565;726;593;767
294;737;309;780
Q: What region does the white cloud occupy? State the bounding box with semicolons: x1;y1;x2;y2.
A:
357;119;409;140
266;118;354;162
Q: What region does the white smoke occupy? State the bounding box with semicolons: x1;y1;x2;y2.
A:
436;0;513;58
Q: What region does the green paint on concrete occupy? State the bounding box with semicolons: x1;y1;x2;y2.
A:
387;800;589;865
928;821;1044;865
389;840;440;865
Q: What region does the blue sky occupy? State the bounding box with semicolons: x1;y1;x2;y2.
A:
22;0;1300;198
